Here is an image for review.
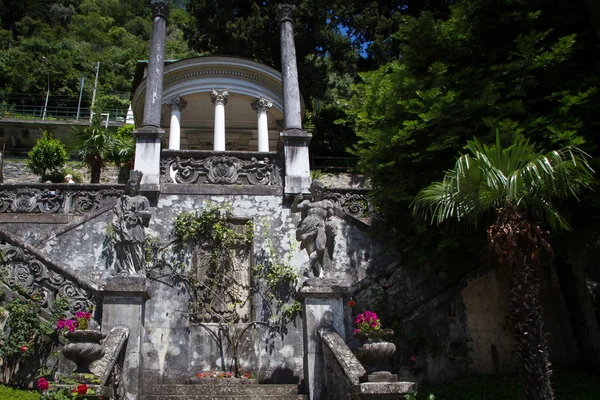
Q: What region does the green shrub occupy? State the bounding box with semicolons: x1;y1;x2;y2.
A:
26;132;68;182
0;385;39;400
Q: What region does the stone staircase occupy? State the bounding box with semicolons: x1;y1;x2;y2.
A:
141;384;307;400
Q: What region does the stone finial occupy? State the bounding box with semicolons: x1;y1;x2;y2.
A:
148;0;170;19
277;3;295;23
251;97;273;114
166;95;188;111
211;89;230;106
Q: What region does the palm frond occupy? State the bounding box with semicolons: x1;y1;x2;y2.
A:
412;132;595;230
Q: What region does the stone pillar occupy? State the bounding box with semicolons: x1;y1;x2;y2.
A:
211;89;229;151
166;96;187;150
300;280;349;400
277;4;312;196
278;4;302;130
133;0;169;192
252;97;273;152
100;276;150;400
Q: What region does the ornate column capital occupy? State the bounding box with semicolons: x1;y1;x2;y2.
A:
148;0;170;20
277;4;295;23
166;95;187;111
211;89;230;106
251;97;273;114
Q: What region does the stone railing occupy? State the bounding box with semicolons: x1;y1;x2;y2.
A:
0;184;124;214
323;188;372;220
90;326;130;400
318;326;417;400
160;150;283;186
318;326;366;400
0;228;101;316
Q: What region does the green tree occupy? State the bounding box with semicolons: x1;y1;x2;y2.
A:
347;0;600;262
411;135;595;400
26;131;68;181
105;123;136;183
70;111;114;183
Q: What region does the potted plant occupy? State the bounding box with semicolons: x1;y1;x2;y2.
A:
352;311;396;375
58;310;105;375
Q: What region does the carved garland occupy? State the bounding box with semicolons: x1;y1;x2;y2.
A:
0;188;123;214
162;155;282;186
0;242;99;314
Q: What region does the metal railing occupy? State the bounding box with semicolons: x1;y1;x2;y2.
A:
0;103;127;124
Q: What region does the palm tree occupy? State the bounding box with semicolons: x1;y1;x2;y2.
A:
71;111;114;183
411;134;595;400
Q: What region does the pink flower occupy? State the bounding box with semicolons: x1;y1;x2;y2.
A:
21;346;28;352
37;377;50;391
348;299;356;307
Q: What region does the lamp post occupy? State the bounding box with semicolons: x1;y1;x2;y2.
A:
42;56;50;120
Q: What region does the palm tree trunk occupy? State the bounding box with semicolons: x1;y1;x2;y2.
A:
506;260;554;400
489;204;554;400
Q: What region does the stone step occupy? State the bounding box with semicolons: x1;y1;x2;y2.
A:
142;384;307;400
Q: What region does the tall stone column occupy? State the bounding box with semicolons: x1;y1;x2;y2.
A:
278;3;312;196
166;95;187;150
211;89;229;151
252;97;273;152
278;4;302;130
133;0;169;193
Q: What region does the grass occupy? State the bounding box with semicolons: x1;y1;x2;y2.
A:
0;385;39;400
415;371;600;400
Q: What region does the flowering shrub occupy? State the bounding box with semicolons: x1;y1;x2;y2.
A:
56;310;92;333
37;377;50;391
353;311;381;334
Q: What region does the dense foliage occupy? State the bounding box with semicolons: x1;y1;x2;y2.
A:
347;0;600;264
0;0;195;116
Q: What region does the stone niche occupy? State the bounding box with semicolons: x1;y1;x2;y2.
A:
188;220;252;324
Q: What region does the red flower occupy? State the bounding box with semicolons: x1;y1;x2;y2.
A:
76;384;88;395
21;346;28;352
348;299;356;307
410;356;417;364
37;377;50;391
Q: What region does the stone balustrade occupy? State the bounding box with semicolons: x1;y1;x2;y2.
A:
160;150;283;186
0;184;124;215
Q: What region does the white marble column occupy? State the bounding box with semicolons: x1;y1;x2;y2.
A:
211;89;229;151
251;97;273;152
166;95;187;150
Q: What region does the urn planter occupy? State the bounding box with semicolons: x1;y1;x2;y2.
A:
62;330;106;374
354;329;396;374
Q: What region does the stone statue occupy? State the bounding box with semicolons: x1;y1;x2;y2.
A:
112;171;151;275
292;180;337;277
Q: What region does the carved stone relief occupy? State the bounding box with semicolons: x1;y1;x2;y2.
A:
0;242;100;314
189;221;252;324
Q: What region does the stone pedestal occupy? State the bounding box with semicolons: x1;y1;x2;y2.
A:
100;275;150;400
133;126;164;193
281;128;312;196
300;279;349;400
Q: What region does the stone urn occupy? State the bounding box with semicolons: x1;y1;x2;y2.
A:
354;329;396;375
62;330;106;374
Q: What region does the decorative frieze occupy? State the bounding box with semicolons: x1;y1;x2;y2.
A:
0;186;123;215
323;190;372;220
0;242;100;314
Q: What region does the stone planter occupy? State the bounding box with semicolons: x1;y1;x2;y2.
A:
354;329;396;375
62;330;106;374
